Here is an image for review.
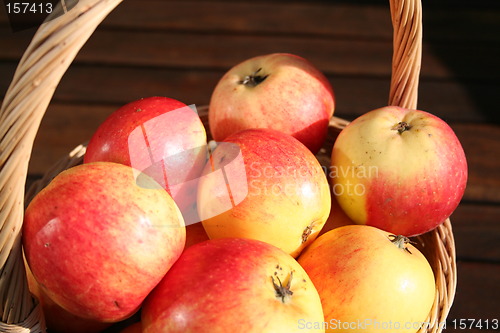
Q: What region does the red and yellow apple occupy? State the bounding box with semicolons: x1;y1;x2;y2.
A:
84;96;207;225
298;225;436;333
142;238;325;333
209;53;335;154
23;162;185;322
197;128;331;257
25;262;111;333
330;106;467;236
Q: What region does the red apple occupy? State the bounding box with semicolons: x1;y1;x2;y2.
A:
142;238;325;333
23;162;186;322
197;128;331;257
330;106;467;236
25;261;111;333
298;225;436;333
84;96;207;225
209;53;335;154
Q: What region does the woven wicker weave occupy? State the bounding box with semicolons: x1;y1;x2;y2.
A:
0;0;456;332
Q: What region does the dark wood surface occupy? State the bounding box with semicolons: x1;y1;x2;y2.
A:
1;0;499;331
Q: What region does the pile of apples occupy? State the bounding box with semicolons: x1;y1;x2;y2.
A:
22;53;468;333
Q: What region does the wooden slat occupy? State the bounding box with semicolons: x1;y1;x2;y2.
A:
448;261;500;323
452;123;500;204
1;0;497;43
1;27;498;81
1;62;497;125
451;204;500;262
105;1;500;43
0;1;393;39
27;103;117;176
102;1;394;39
6;29;392;73
0;28;395;75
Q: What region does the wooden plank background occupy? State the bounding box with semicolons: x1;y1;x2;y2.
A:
1;0;499;331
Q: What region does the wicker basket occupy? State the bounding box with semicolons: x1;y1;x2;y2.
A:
0;0;457;332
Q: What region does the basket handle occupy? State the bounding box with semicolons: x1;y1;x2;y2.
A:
0;0;423;331
389;0;422;109
0;0;122;330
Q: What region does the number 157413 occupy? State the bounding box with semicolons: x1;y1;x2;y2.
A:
5;2;53;14
451;319;498;330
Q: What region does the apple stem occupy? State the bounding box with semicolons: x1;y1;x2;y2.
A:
239;68;269;87
392;121;411;134
388;234;414;254
271;271;294;303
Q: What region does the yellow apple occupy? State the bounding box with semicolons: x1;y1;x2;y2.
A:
197;128;331;257
298;225;436;333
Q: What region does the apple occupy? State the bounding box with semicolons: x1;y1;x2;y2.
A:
36;289;112;333
25;261;111;333
330;106;467;236
84;96;207;225
142;238;325;333
209;53;335;154
23;162;186;322
298;225;436;333
197;128;331;257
